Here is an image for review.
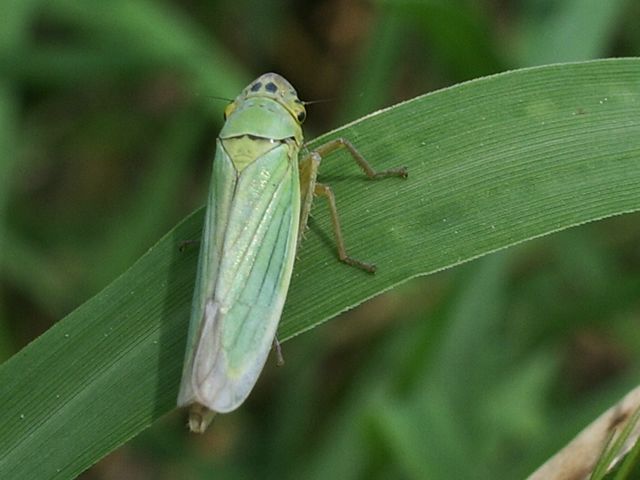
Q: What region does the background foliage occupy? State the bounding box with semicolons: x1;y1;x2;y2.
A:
1;0;640;479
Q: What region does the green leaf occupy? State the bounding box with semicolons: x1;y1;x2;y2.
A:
1;59;640;479
515;0;628;67
41;0;246;97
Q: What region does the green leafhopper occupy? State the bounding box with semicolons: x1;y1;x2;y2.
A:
178;73;407;432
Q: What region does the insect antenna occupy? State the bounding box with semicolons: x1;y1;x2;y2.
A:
302;97;335;106
195;93;233;103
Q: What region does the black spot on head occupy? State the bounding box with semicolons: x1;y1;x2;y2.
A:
250;82;262;92
297;111;306;122
265;82;278;93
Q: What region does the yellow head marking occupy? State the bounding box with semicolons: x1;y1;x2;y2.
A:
223;102;236;120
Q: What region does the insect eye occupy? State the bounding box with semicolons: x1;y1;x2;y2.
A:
297;110;306;123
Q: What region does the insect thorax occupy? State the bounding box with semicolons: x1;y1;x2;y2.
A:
222;136;286;173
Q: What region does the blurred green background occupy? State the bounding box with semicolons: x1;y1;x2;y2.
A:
1;0;640;478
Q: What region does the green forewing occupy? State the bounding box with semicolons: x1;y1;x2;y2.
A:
215;142;300;365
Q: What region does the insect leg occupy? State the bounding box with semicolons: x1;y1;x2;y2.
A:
272;337;285;367
314;182;376;273
178;239;200;252
297;138;406;272
310;138;408;179
297;151;320;245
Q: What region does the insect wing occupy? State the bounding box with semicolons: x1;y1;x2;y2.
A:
179;138;300;413
178;139;235;408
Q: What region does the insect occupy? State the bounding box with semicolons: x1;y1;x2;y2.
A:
177;73;407;432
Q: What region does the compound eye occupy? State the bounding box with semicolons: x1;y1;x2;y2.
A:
297;110;306;123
